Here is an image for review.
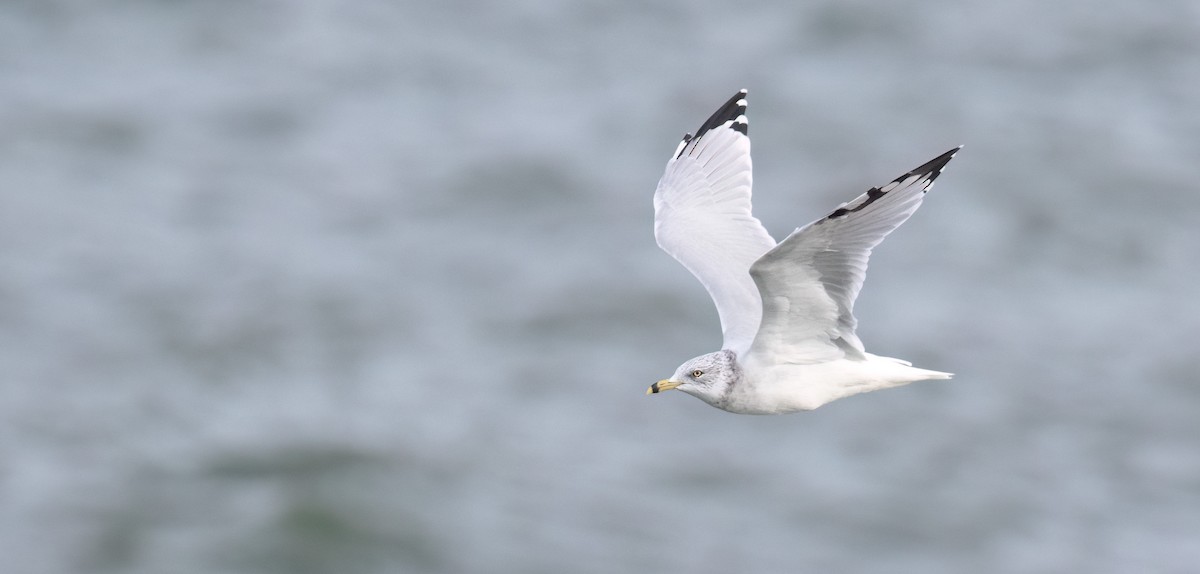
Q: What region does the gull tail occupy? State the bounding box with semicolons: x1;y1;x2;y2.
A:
912;368;953;381
867;353;954;382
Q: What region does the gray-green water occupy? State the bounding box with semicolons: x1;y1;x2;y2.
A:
3;1;1199;572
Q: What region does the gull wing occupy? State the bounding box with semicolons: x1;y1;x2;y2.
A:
746;147;961;364
654;90;777;355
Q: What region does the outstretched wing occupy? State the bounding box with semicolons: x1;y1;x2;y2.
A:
746;147;960;364
654;90;777;354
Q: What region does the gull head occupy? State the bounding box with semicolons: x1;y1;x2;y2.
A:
647;350;740;406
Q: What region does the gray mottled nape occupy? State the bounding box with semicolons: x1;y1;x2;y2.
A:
719;349;743;403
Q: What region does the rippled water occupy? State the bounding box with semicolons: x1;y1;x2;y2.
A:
3;1;1199;573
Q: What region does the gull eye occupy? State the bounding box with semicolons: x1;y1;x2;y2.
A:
691;370;704;378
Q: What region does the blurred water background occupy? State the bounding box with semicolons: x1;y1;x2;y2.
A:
3;1;1199;572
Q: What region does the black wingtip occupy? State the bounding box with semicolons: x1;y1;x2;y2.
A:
673;91;750;158
691;90;749;141
824;146;962;222
905;146;961;186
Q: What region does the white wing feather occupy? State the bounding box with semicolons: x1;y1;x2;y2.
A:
654;90;776;354
746;147;961;364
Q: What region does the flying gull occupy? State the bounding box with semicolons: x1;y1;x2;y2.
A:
647;90;959;413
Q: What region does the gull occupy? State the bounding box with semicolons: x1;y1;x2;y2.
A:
646;90;959;413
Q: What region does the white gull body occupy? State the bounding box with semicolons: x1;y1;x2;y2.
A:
647;90;959;414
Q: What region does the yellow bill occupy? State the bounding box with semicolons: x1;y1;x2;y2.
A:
646;379;681;395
